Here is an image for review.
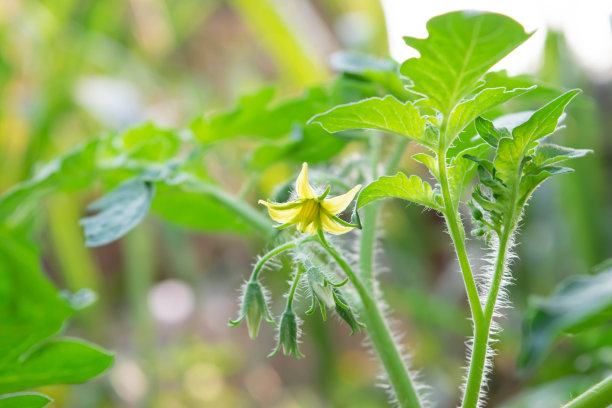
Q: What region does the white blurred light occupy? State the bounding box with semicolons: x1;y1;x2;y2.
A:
74;76;144;129
381;0;612;78
110;358;148;404
148;279;195;324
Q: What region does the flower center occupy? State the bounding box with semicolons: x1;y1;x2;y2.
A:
298;199;320;230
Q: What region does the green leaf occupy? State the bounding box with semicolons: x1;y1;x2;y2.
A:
518;262;612;371
0;140;100;225
532;144;592;167
494;90;580;186
80;178;155;247
400;11;531;114
518;165;573;208
310;96;437;148
356;172;443;212
103;122;182;162
248;124;346;171
0;392;52;408
191;87;328;144
412;153;439;180
0;339;114;394
475;116;505;147
448;143;490;205
446;86;533;145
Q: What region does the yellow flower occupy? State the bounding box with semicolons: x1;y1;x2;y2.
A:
259;163;361;235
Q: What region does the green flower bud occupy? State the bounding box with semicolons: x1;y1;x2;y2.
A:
268;308;304;359
303;260;348;321
229;280;276;339
333;288;365;335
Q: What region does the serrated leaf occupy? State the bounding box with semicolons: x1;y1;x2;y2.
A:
494;90;580;186
356;173;443;212
310;96;436;148
80;178;155;247
518;165;573;208
0;392;52;408
532;144;592;167
446;86;533;145
518;263;612;371
400;11;531;114
412;153;439;180
448;143;490;206
0;339;114;394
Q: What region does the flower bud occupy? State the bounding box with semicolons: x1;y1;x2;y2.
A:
229;280;276;339
268;308;304;359
333;288;365;335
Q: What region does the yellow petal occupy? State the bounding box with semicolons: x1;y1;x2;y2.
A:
259;200;302;224
296;163;316;199
304;221;318;235
321;184;362;215
320;213;354;235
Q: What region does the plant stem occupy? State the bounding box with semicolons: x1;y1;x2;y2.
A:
437;148;484;325
563;374;612;408
251;235;315;281
184;178;273;238
319;235;423;408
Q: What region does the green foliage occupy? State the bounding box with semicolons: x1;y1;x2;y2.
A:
80;178;155;247
400;11;531;114
0;392;52;408
356;173;443;212
311;96;437;148
518;261;612;371
0;226;113;401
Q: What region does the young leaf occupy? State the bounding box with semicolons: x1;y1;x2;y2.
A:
446;86;534;145
517;165;573;208
494;90;580;186
447;143;490;206
0;339;114;394
80;178;155;247
475;116;504;147
518;262;612;371
356;173;443;212
0;392;52;408
532;144;592;167
310;96;436;148
400;11;531;114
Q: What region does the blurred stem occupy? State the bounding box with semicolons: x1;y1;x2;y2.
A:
563;375;612;408
123;225;157;407
183;178;273;238
251;235;315;281
318;233;422;408
229;0;327;87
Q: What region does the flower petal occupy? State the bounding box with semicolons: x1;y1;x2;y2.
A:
320;213;354;235
259;200;302;223
321;184;362;215
296;163;317;199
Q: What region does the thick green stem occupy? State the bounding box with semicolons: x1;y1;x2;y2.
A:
319;236;423;408
563;374;612;408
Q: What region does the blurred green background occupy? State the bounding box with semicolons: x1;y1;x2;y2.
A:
1;1;611;407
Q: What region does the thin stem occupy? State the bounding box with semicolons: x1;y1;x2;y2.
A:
318;234;423;408
563;374;612;408
251;235;315;281
437;148;484;325
286;264;304;308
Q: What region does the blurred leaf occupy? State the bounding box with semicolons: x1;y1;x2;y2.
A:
104;122;182;162
400;11;531;114
0;339;113;394
357;173;443;212
248;124;346;171
310;96;436;148
0;392;52;408
518;261;612;371
80;178;155;247
0;140;100;225
191;87;328;144
532;144;592;167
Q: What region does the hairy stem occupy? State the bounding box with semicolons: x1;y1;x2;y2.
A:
319;235;423;408
251;235;315;281
563;374;612;408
